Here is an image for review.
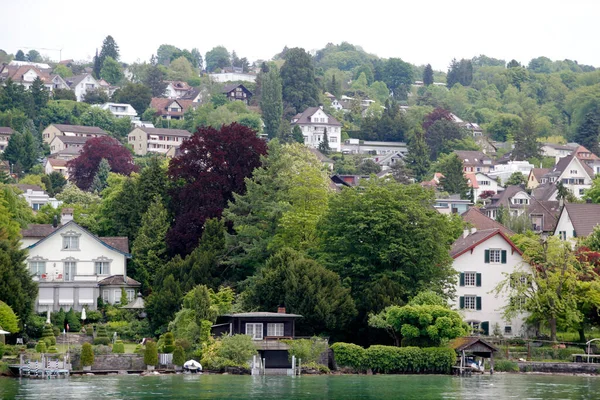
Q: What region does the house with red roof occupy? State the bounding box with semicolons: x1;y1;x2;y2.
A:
149;98;197;120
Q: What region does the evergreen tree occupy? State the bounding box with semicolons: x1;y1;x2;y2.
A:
15;50;25;61
145;274;183;335
438;153;469;198
30;77;48;115
318;127;331;154
423;64;434;86
93;49;101;79
404;128;430;182
291;125;304;144
260;65;283;139
143;65;167;97
573;111;600;156
280;48;319;115
513;112;541;160
90;158;111;194
100;35;120;62
328;74;342;98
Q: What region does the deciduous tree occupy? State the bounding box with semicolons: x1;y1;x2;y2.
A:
112;83;152;115
205;46;230;72
100;56;123;85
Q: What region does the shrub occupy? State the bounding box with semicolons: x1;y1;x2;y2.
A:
85;310;103;323
42;324;56;346
134;344;144;355
65;308;81;332
93;345;111;355
216;334;257;366
0;343;4;358
112;340;125;354
35;341;47;353
0;300;19;333
47;346;58;354
94;324;111;345
494;360;519;372
530;347;583;361
173;346;185;366
284;337;328;364
162;332;175;353
331;342;366;371
144;340;159;366
81;343;94;367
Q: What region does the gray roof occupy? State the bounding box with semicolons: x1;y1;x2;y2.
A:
98;275;141;287
0;127;14;135
222;84;253;95
55;136;92;145
16;184;44;192
553;153;594;178
564;203;600;237
21;224;57;237
454;150;492;166
532;182;557;201
51;124;108;135
137;127;192;137
222;312;303;318
291;107;341;126
65;73;92;88
485;185;529;209
528;199;560;232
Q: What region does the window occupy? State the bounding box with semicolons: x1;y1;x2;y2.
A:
114;290;122;304
579;189;585;195
558;231;567;240
62;235;79;250
126;289;135;302
330;136;337;143
32;203;43;211
489;249;501;263
464;272;476;287
95;261;110;275
505;326;512;334
267;323;284;337
245;323;263;340
30;261;46;276
570;170;578;174
464;295;477;310
64;261;76;282
102;290;109;303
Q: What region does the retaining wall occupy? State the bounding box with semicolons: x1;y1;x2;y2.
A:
517;362;600;374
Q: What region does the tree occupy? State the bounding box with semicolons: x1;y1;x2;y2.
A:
425;119;467;160
438;153;469;198
26;50;42;63
404;128;430;182
144;340;159;366
52;88;77;101
505;172;527;186
205;46;230;72
2;129;38;174
317;180;462;342
280;48;319;115
82;88;109;105
146;274;183;334
486;113;522;142
81;343;94;367
507;59;521;68
156;44;180;65
100;56;123;85
390;161;413;184
15;50;25;61
423;64;434;86
244;248;356;336
0;301;19;333
260;65;283;139
30;77;49;114
53;64;72;79
291;125;304;143
100;35;120;62
381;58;414;99
167;56;195;81
512;112;541;160
573;112;600;156
90;158;111;194
447;59;473;88
318;128;331;154
167;123;267;255
144;65;167;97
67;136;138;191
112;83;151;115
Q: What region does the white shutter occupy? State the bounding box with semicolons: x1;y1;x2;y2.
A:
39;288;54;305
79;288;94;304
59;287;74;305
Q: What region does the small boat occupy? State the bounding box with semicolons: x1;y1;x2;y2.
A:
183;360;202;373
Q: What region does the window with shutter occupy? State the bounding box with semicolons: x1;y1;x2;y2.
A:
484;250;490;263
480;321;489;335
501;250;507;264
476;273;482;287
459;273;465;286
476;297;482;310
459;296;465;309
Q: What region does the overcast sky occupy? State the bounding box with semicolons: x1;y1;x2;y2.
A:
2;0;599;70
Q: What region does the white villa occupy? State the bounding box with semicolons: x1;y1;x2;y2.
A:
95;103;138;119
291;107;342;152
554;203;600;241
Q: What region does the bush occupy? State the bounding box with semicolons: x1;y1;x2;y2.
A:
35;341;47;353
144;340;158;366
284;337;328;364
331;342;367;371
26;315;46;339
173;345;185;366
93;345;112;355
66;308;81;332
216;334;257;366
85;310;103;323
112;340;125;354
47;346;58;354
42;324;56;346
530;347;583;361
162;332;175;353
81;343;94;367
134;344;144;355
0;343;4;358
94;324;111;345
494;360;519;372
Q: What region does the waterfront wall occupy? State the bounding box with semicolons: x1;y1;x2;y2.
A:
518;362;600;374
71;354;145;371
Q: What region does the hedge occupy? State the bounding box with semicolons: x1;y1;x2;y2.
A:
112;340;125;354
494;360;519;372
332;343;456;374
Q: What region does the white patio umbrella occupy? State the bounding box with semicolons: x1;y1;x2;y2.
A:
81;307;87;322
183;360;202;371
0;329;10;335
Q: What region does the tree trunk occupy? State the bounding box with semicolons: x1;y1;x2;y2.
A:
550;318;557;342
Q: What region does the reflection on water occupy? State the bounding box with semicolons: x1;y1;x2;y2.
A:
1;373;600;399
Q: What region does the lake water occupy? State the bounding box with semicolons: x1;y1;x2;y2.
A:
1;373;600;399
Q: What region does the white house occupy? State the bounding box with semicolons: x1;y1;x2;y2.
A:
541;143;576;163
164;81;192;99
16;184;61;211
554;203;600;241
291;107;342;152
466;172;501;200
551;153;595;199
455;151;494;174
209;72;256;83
0;127;14;152
44;158;69;178
21;216;139;312
487;161;534;183
95;103;138;119
0;64;68;92
128;126;192;156
341;139;408;156
65;73;101;102
451;228;528;336
482;185;531;219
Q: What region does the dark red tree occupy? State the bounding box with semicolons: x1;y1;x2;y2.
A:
167;123;267;255
422;107;454;131
67;136;138;190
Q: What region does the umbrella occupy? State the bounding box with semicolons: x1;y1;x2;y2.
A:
81;307;87;321
0;329;10;335
183;360;202;371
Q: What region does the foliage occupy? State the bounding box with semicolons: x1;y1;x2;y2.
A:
173;345;185;366
283;337;328;364
216;334;257;366
573;112;600;156
144;340;159;366
423;64;434;86
100;56;123;85
94;324;110;345
82;88;109;105
42;324;56;346
2;128;39;174
366;346;456;374
494;360;519;372
405;128;430;182
280;48;319;115
144;65;168;97
35;340;47;353
505;172;527;186
437;153;470;198
80;342;94;366
0;301;19;333
112;340;125;354
68;136;137;190
447;59;473;88
112;83;151;115
90;158;111;194
205;46;230;72
162;332;176;353
167;123;266;255
330;342;366;371
260;65;283;139
381;58;414;99
65;308;81;332
167;57;195;81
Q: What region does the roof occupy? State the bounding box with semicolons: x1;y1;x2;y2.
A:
50;124;108;135
16;184;44;192
98;237;130;253
451;228;522;259
465;173;479;189
531;182;557;201
308;147;333;163
291;107;342;126
23;221;132;257
449;336;499;353
21;224;57;238
530;168;550;181
222;83;253;95
0;127;14;135
65;73;94;87
485;185;529;209
180;88;201;101
543;143;576;151
165;80;191;91
0;65;54;84
564;203;600;237
528;199;560;232
222;312;303;318
573;145;600;161
553;153;594;178
150;98;197;115
461;207;515;236
135;127;192;137
53;136;92;145
98;275;141;287
454;150;492;166
121;293;145;309
47;158;68;168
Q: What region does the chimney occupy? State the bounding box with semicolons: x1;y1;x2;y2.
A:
52;215;58;228
277;306;286;314
61;208;74;224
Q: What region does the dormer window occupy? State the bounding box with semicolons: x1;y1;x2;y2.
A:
61;230;81;250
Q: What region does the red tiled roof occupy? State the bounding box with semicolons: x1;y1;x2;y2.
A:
461;207;515;236
451;228;522;259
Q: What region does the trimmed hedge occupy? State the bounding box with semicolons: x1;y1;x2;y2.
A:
332;343;455;374
112;340;125;354
494;360;519;372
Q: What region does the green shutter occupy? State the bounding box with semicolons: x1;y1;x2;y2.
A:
459;273;465;286
484;250;490;263
573;230;577;238
476;297;482;310
481;321;489;336
459;296;465;309
501;250;507;264
476;273;482;287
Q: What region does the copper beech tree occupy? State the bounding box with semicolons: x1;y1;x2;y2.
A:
167;123;267;255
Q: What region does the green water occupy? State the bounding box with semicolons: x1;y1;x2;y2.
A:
1;374;599;399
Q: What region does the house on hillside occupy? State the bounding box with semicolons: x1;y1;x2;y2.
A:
65;73;102;102
482;185;530;219
454;151;494;174
164;81;192;99
95;103;138;119
49;135;91;155
222;84;253;105
341;139;408;157
42;124;108;145
47;147;81;162
487;161;533;184
544;152;595;199
16;184;61;210
527;168;551;189
44;158;69;177
0;127;14;152
212;308;304;370
434;195;472;215
528;198;560;235
461;207;515;236
465;172;501;200
291;107;342;152
540;143;576;162
149;98;197;120
209;71;257;83
572;145;600;175
128;126;192;156
554;202;600;241
0;64;68;91
451;228;528;336
21;214;138;312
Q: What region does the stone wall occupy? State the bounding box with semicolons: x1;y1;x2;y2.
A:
72;354;145;371
517;362;600;374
